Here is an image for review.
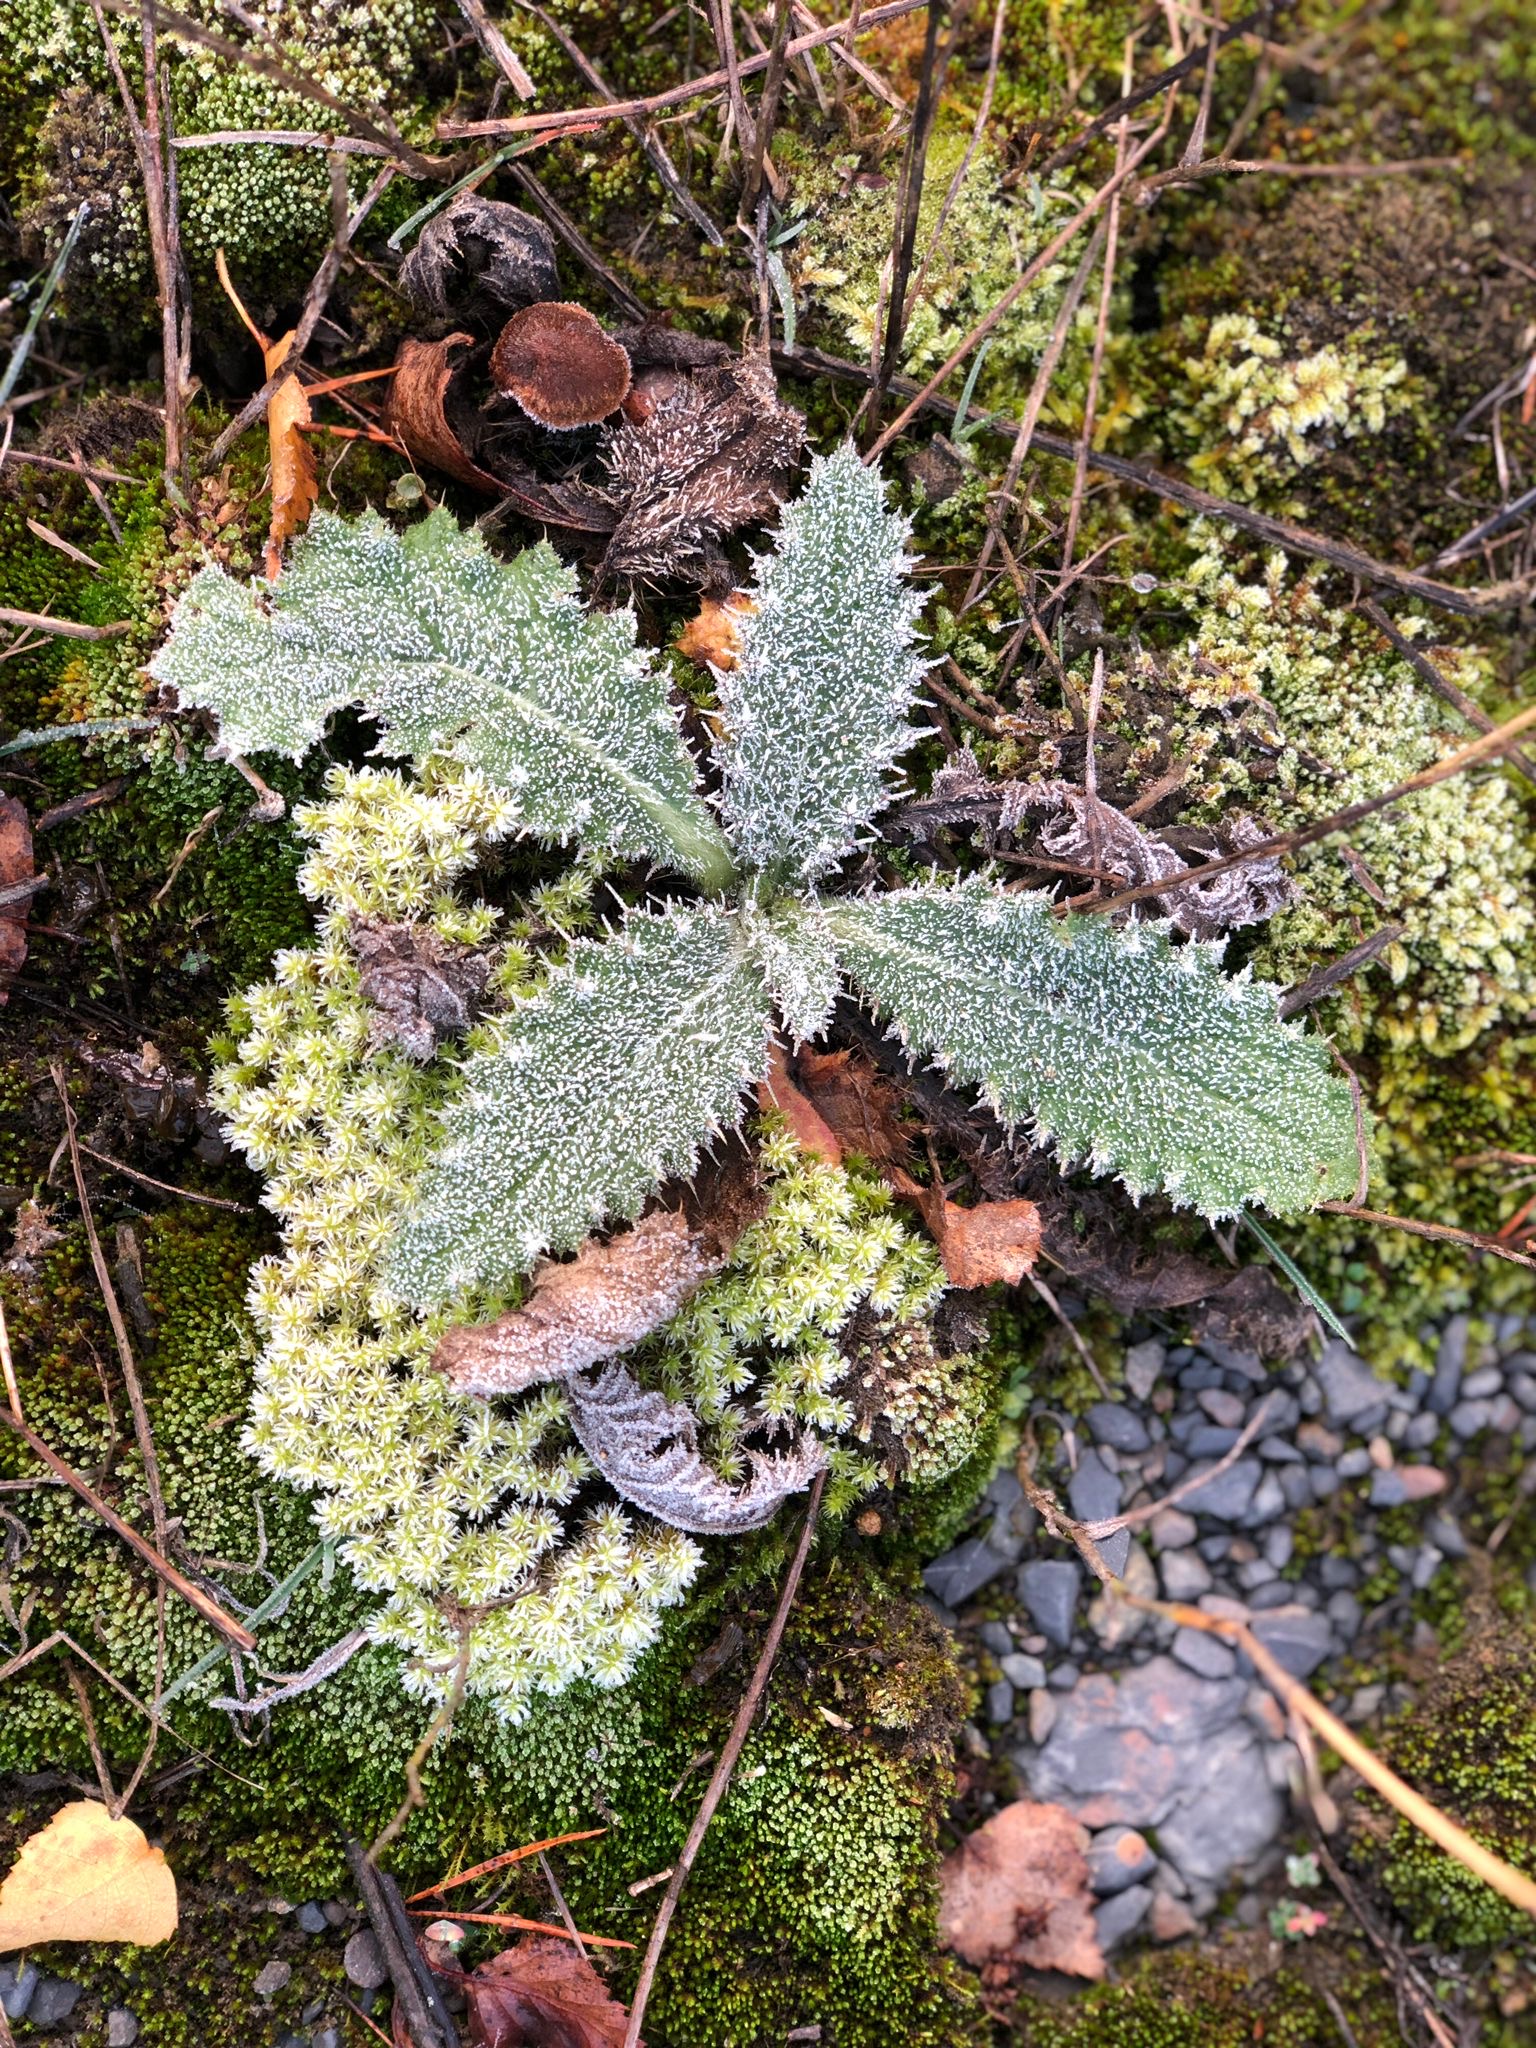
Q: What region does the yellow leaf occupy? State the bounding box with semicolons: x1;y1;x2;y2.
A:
0;1800;178;1950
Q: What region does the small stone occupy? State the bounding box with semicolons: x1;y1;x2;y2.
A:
1429;1315;1468;1414
1028;1687;1058;1744
107;2009;140;2048
1188;1425;1240;1458
1397;1465;1448;1502
1367;1435;1394;1469
255;1961;294;2001
27;1979;84;2028
922;1536;1011;1607
1159;1550;1212;1602
1047;1660;1080;1689
1000;1651;1047;1690
1125;1340;1166;1402
1149;1891;1199;1942
1235;1559;1276;1591
1196;1388;1245;1429
323;1901;349;1928
1245;1685;1286;1740
1017;1559;1082;1648
1462;1364;1503;1399
1310;1466;1341;1501
1448;1398;1493;1440
1246;1471;1286;1525
1176;1458;1260;1520
986;1677;1016;1724
1086;1402;1151;1452
1426;1512;1468;1558
980;1621;1014;1656
301;2001;326;2025
1279;1465;1312;1510
1172;1627;1237;1680
1150;1508;1198;1550
0;1962;39;2021
314;2032;342;2048
1199;1593;1250;1624
343;1931;389;1992
1510;1372;1536;1414
1070;1452;1128;1575
1094;1881;1153;1952
1087;1825;1158;1895
1326;1590;1362;1637
1248;1581;1302;1611
1263;1525;1293;1571
1411;1544;1444;1591
1315;1344;1389;1424
1369;1469;1408;1507
1250;1607;1334;1678
1257;1435;1303;1463
296;1901;329;1935
1345;1683;1385;1724
1337;1448;1372;1478
1403;1412;1440;1450
1087;1542;1158;1648
1296;1421;1343;1460
1491;1394;1523;1435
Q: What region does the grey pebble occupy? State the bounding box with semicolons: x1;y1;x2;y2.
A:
315;2033;342;2048
27;1979;85;2028
1411;1545;1444;1591
1197;1388;1245;1429
107;2010;140;2048
1318;1555;1358;1590
1246;1471;1286;1525
1429;1315;1468;1414
1001;1651;1047;1690
1172;1627;1237;1680
1070;1453;1129;1576
1403;1412;1440;1451
1048;1659;1081;1689
1326;1591;1363;1636
1247;1581;1302;1611
1257;1435;1303;1463
254;1960;293;2000
1094;1881;1154;1951
1177;1457;1260;1520
0;1962;38;2021
1235;1559;1277;1591
1187;1425;1240;1459
1510;1372;1536;1414
1086;1402;1151;1452
1279;1465;1313;1510
1425;1512;1468;1558
1017;1559;1082;1648
1160;1550;1213;1601
1087;1825;1158;1895
1315;1344;1390;1423
295;1901;329;1935
1179;1359;1225;1391
1263;1526;1294;1571
1250;1608;1334;1678
1310;1466;1341;1501
1448;1399;1493;1440
922;1536;1011;1607
1124;1340;1166;1402
343;1930;389;1992
1337;1448;1372;1478
1150;1508;1198;1550
1462;1364;1503;1399
1029;1687;1058;1744
986;1678;1016;1724
1369;1469;1409;1507
979;1621;1014;1656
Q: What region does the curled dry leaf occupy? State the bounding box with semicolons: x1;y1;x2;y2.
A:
792;1047;913;1178
434;1210;724;1397
352;914;493;1061
0;1799;178;1951
398;194;560;323
566;1357;827;1535
929;1197;1041;1288
387;334;504;493
675;591;755;672
215;250;317;580
466;1935;637;2048
491;302;632;431
939;1799;1103;1980
0;793;35;995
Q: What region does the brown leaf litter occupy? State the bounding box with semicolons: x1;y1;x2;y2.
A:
939;1798;1104;1981
351;915;494;1062
464;1934;638;2046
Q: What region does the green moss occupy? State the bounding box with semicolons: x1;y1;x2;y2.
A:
1364;1611;1536;1948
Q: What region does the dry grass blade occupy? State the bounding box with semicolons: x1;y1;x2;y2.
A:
1316;1203;1536;1268
406;1828;607;1900
1356;597;1536;786
506;162;648;318
453;0;537;99
0;606;130;640
623;1470;827;2048
408;1907;635;1948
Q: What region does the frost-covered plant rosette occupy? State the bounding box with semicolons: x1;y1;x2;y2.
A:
153;446;1363;1719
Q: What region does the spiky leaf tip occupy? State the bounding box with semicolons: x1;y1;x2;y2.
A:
827;880;1364;1219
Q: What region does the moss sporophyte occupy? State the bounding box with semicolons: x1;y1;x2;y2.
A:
148;445;1363;1718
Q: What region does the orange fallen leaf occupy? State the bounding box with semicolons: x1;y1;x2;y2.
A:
675;591;756;671
215;249;319;580
0;793;35;998
758;1041;844;1164
0;1799;178;1950
939;1799;1103;1979
930;1197;1041;1287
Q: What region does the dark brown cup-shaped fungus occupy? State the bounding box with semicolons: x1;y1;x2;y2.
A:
490;302;632;430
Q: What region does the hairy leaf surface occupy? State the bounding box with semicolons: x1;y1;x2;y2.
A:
827;881;1362;1218
712;444;928;883
149;508;733;884
385;906;772;1305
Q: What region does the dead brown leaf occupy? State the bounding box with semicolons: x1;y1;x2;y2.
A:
467;1935;638;2048
351;914;492;1061
674;591;755;671
757;1042;844;1165
214;250;317;579
387;333;504;494
0;794;35;996
0;1800;178;1951
939;1799;1103;1980
434;1211;725;1397
793;1047;912;1177
929;1198;1042;1287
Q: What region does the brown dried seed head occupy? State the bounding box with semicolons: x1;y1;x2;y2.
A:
490;301;632;430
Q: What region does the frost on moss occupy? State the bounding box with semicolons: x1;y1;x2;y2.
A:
1163;536;1535;1056
1172;314;1415;499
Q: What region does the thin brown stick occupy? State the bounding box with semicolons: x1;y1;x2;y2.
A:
172;128;398;156
1356;598;1536;787
1316;1203;1536;1267
709;0;755;166
1278;922;1405;1018
367;1626;473;1863
506;161;649;319
624;1470;827;2048
439;0;931;138
1035;7;1264;173
1074;698;1536;919
77;1143;255;1214
0;448;139;483
65;1661;118;1804
508;0;722;242
0;606;130;640
865;98;1175;462
206;160;394;468
452;0;537;99
0;1414;256;1649
744;0;795;208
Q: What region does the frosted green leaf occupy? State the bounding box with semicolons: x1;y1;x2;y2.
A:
149;508;734;887
385;904;772;1306
742;898;844;1045
827;881;1362;1218
712;443;928;885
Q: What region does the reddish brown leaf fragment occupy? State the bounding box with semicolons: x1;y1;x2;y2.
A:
793;1048;912;1177
757;1043;843;1166
467;1935;638;2048
930;1198;1042;1288
491;302;632;430
387;334;504;493
939;1799;1104;1980
263;328;319;579
674;591;755;672
0;795;34;996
